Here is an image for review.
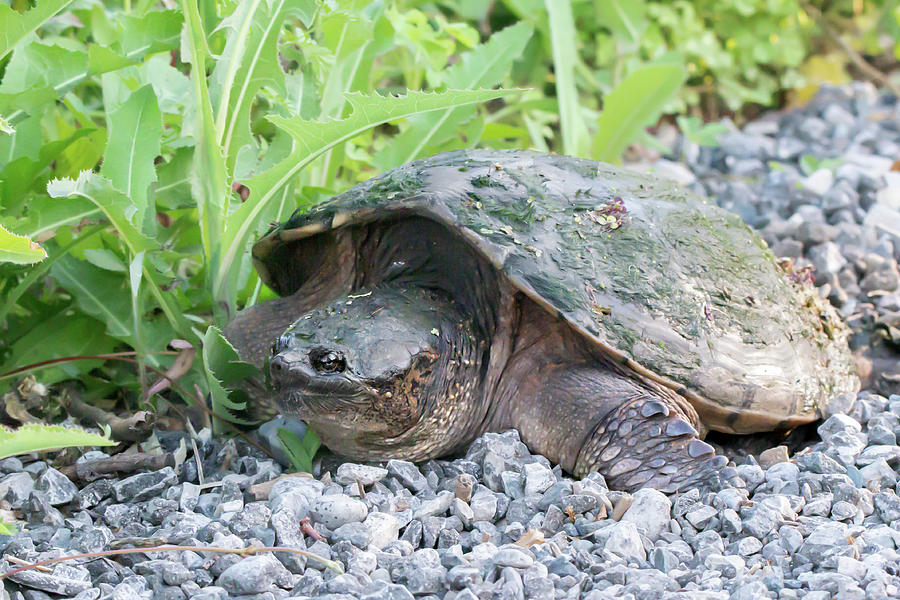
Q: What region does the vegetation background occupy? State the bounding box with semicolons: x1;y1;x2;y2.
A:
1;0;899;462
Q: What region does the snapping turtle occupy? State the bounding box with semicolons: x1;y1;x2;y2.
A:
226;150;858;492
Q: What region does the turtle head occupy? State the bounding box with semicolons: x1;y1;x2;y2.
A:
268;286;484;460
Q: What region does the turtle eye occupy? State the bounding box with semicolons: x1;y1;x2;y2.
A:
311;349;346;374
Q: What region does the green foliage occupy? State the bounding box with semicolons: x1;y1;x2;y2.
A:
0;423;116;459
0;224;46;264
277;426;321;474
593;63;685;163
201;326;259;427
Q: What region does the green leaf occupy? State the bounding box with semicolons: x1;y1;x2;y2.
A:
0;127;96;206
545;0;585;156
201;325;260;429
83;248;127;272
0;423;115;460
181;0;227;263
374;21;533;170
0;116;13;135
210;0;317;174
0;0;77;61
46;171;156;254
50;255;133;339
12;196;101;239
3;311;117;383
211;88;520;313
676;115;728;147
100;85;162;225
0;224;46;264
594;0;647;44
117;10;183;58
277;427;319;473
592;63;685;163
88;44;138;74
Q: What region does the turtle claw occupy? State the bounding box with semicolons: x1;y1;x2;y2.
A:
576;394;729;493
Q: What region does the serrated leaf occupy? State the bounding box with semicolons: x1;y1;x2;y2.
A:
50;255;133;339
0;127;96;206
46;171;156;253
100;85;162;225
13;196;100;239
201;325;260;429
0;224;46;264
0;423;115;460
210;0;316;174
0;0;77;61
545;0;585;156
374;21;533;170
0;42;88;95
211;88;520;313
592;63;685;163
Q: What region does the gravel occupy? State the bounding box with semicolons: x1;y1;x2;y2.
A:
5;82;900;600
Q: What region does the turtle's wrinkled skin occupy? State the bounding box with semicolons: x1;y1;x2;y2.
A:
225;150;859;492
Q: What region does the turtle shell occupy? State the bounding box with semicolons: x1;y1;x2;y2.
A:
252;150;859;434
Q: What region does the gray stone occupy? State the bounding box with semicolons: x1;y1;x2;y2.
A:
874;491;900;522
386;460;428;493
215;555;293;595
818;414;862;442
493;547;534;568
33;468;78;506
757;446;790;468
857;445;900;466
112;467;178;503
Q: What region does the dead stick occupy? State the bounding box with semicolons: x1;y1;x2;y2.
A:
60;389;155;443
58;452;175;482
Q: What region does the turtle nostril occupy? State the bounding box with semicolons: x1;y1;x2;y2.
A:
270;355;286;376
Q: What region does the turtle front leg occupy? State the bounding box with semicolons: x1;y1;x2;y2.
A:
510;364;727;493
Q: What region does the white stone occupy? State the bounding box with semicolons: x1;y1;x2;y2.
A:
523;462;555;496
451;498;475;528
412;490;453;520
801;168;834;196
363;512;400;549
877;187;900;210
604;521;645;562
619;488;671;541
335;463;389;486
309;494;368;529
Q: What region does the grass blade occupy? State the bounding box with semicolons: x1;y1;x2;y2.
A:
544;0;585;156
592;63;685;163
